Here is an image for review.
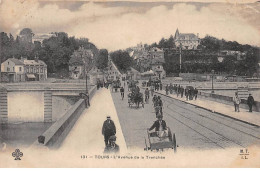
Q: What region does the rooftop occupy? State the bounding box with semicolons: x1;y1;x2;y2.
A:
8;58;24;65
23;59;47;66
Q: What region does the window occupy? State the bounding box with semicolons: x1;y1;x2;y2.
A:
7;67;10;72
34;68;36;73
8;62;9;65
30;67;33;73
13;67;14;71
19;67;22;71
40;68;43;73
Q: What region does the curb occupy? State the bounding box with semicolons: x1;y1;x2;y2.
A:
155;91;260;127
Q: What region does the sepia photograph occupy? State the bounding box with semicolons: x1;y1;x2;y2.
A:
0;0;260;168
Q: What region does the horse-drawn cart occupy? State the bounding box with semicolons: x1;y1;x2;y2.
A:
128;92;144;108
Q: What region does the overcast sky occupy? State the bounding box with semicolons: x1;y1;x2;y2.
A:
0;0;259;51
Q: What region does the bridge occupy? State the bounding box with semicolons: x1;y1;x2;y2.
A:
0;80;260;167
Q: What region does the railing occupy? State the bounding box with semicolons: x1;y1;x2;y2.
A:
199;91;260;112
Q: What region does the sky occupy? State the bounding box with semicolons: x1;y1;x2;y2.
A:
0;0;259;51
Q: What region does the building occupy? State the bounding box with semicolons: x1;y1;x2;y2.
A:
89;66;105;85
150;47;164;59
150;58;166;79
1;58;25;82
1;57;47;82
69;56;84;79
22;58;47;81
32;33;56;44
131;46;166;78
69;47;94;79
174;28;200;50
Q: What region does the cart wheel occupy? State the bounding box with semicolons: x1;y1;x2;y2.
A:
173;133;177;153
144;138;148;151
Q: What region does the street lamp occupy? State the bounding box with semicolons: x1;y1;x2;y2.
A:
82;56;88;94
211;69;215;94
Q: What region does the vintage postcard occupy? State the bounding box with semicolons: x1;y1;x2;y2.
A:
0;0;260;168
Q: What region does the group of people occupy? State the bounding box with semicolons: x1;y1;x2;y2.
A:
150;95;168;140
152;95;163;117
233;92;255;113
165;84;198;101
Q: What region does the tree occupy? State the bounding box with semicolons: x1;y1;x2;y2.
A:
110;50;133;73
96;49;108;70
158;38;166;48
167;35;175;48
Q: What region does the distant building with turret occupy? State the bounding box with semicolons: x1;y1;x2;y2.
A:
174;28;200;50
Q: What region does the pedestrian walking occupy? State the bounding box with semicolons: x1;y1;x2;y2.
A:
120;87;124;100
180;86;184;98
157;96;163;115
185;88;189;100
194;88;198;100
150;85;154;97
233;92;241;112
165;84;169;95
102;116;116;147
247;94;255;112
177;85;180;97
152;95;158;107
145;88;150;103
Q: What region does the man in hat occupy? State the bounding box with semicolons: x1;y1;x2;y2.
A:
233;92;241;112
149;115;168;138
157;96;163;114
120;86;124;100
247;94;255;112
102;116;116;147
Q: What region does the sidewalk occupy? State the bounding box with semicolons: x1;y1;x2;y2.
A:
156;90;260;127
58;88;127;154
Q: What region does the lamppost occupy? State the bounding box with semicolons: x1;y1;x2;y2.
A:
211;69;215;94
82;56;88;94
179;43;182;74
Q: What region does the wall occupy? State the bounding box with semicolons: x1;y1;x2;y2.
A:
34;86;97;148
199;92;260;112
52;96;79;121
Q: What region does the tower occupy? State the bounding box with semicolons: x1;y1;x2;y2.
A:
174;28;180;39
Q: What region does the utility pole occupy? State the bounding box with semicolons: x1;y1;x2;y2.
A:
179;43;182;73
211;70;215;94
0;51;1;83
81;53;88;94
85;64;88;94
